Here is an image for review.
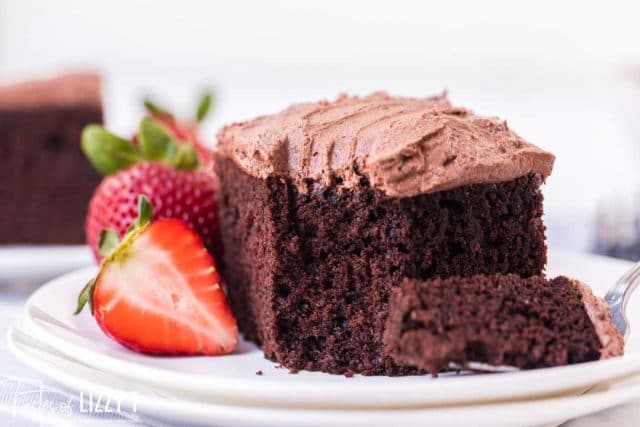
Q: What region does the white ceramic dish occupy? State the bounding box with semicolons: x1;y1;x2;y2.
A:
19;249;640;409
9;325;640;427
0;245;92;290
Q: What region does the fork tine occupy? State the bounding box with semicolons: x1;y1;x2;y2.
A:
613;259;640;286
616;261;640;287
621;264;640;294
605;260;640;339
606;261;640;303
622;267;640;310
614;266;637;290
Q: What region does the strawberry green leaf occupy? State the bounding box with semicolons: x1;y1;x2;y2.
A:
139;118;173;161
196;91;213;123
167;143;199;170
136;195;153;228
81;125;139;175
75;277;96;315
98;229;120;257
144;98;172;119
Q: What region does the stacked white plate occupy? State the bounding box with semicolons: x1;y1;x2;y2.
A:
8;249;640;427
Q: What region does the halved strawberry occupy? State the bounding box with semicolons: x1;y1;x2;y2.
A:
76;196;238;356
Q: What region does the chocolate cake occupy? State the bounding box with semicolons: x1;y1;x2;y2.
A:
215;92;555;375
385;274;624;374
0;73;103;244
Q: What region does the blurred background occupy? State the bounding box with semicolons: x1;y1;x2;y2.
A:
1;0;640;258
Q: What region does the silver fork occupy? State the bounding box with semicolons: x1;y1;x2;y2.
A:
449;261;640;374
603;259;640;340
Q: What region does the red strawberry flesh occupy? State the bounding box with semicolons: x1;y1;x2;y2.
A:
93;218;237;355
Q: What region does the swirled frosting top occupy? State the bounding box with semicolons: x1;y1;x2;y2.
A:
216;92;554;197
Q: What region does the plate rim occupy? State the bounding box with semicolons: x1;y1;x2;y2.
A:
9;325;640;427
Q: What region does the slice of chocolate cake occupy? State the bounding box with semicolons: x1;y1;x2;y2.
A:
384;274;624;374
215;92;555;375
0;73;103;244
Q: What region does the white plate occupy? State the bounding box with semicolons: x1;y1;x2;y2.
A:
0;245;92;290
10;325;640;427
20;249;640;409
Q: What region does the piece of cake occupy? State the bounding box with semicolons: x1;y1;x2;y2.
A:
384;274;624;374
214;92;555;375
0;72;103;244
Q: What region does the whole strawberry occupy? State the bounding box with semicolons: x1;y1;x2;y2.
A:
81;93;221;262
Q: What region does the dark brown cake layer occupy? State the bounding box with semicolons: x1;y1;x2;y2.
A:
216;157;547;375
0;106;102;244
384;275;605;374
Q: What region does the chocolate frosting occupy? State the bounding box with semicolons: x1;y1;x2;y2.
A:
575;280;625;359
0;72;101;110
216;92;555;198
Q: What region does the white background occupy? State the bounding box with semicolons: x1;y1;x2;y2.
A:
2;0;640;250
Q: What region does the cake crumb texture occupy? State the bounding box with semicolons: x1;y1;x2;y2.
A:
384;274;615;374
216;157;548;375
